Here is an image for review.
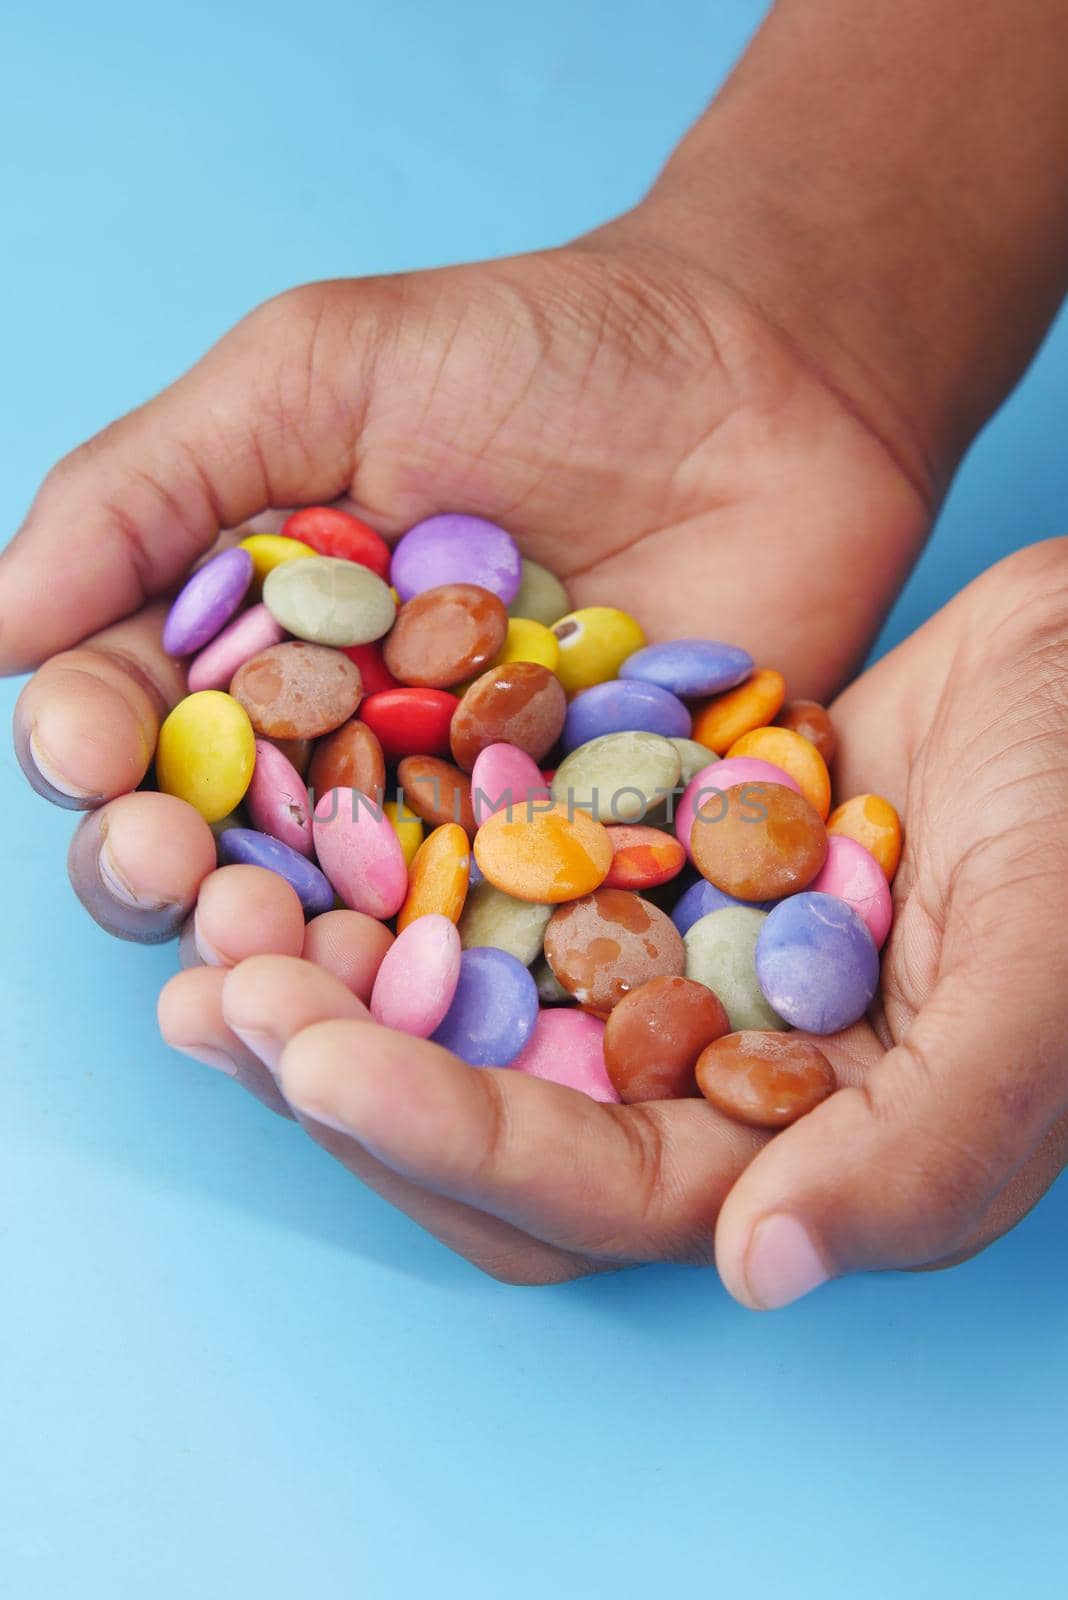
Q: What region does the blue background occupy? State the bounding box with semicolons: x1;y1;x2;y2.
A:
2;2;1066;1594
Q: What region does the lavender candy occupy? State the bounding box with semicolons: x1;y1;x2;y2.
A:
672;878;775;936
562;679;692;753
217;827;334;917
163;546;254;657
620;639;753;698
390;514;522;605
431;946;538;1066
755;892;879;1035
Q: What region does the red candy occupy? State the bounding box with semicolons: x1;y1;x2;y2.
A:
603;825;686;890
341;640;399;697
283;506;392;580
359;687;458;763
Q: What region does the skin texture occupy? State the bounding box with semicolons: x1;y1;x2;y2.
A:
7;1;1068;1304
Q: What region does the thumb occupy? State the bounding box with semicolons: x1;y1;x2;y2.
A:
0;282;390;673
714;838;1068;1309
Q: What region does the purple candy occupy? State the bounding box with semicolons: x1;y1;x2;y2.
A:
390;514;522;604
430;946;538;1066
754;891;879;1035
163;547;254;656
620;639;753;698
672;878;775;935
562;679;692;752
217;827;334;917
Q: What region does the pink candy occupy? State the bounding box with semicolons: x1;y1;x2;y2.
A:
371;915;461;1036
312;787;408;919
675;757;803;857
186;603;286;693
510;1009;621;1103
470;742;551;826
246;740;313;857
808;834;893;949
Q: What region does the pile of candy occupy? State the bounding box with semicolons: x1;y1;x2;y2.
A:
154;507;902;1129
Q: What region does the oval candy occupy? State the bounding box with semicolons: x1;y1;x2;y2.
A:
397;822;471;931
509;559;570;626
562;679;692;752
308;720;386;804
487;616;561;675
691;667;786;755
187;603;286;693
543;888;685;1013
450;662;566;772
217;826;334;917
551;731;682;824
807;834;893;949
340;640;399;697
430;947;538;1066
675;756;801;857
383;583;509;688
691;782;827;902
397;755;477;836
620;638;753;698
359;688;457;761
510;1009;619;1102
684;907;787;1032
370;915;462;1037
604;975;730;1102
458;881;553;965
283;505;392;580
384;799;424;867
312;786;408;919
237;533;316;583
231;641;363;739
470;743;552;827
726;725;831;819
474;802;613;903
827;793;903;881
263;555;396;646
777;699;837;765
603;825;686;890
163;547;254;657
550;606;646;695
671;877;774;936
391;514;521;604
156;690;256;822
246;738;313;856
755;892;879;1035
696;1032;837;1127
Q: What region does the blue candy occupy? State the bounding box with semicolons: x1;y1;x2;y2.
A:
754;892;878;1035
217;827;335;917
671;877;775;935
562;679;691;753
620;639;753;698
431;947;539;1066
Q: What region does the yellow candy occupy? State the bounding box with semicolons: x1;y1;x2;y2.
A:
726;725;831;819
489;617;561;674
156;691;255;822
692;668;785;755
397;822;471;931
238;533;316;585
551;607;645;695
828;793;903;880
384;799;424;869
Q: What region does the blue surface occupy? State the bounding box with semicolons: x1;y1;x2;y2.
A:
2;3;1067;1596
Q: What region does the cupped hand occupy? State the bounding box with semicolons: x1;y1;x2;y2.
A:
159;540;1068;1299
4;223;929;935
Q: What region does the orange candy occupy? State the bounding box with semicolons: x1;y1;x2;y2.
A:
726;725;831;819
473;802;613;904
828;793;903;880
691;668;786;755
603;825;686;890
396;822;471;931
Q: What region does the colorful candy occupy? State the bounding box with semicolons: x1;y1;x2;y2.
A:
510;1009;619;1101
470;743;551;826
449;661;566;771
754;892;878;1034
396;755;477;836
474;803;613;903
726;725;831;819
308;720;386;802
691;667;786;755
551;731;682;823
430;947;538;1066
458;881;553;965
604;975;729;1102
602;825;686;890
263;555;396;646
488;617;561;674
396;822;470;931
508;558;570;626
370;915;461;1037
690;782;828;901
675;756;800;856
550;606;646;694
562;679;692;751
391;514;522;604
359;687;457;761
543;889;685;1012
283;506;392;580
312;787;408;920
217;827;334;916
163;546;254;657
684;907;787;1032
827;793;902;880
186;603;285;693
807;834;893;949
156;690;256;822
696;1031;837;1127
237;533;316;583
246;738;313;856
621;639;753;698
776;699;837;765
230;641;363;739
383;583;508;688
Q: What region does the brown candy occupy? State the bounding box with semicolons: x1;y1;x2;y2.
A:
695;1030;836;1127
266;736;314;776
690;782;827;902
397;755;477;836
383;583;509;688
230;642;363;739
308;720;386;802
450;661;566;773
604;975;730;1102
544;888;685;1014
777;699;837;765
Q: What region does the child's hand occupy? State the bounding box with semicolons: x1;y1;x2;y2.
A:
159;540;1068;1302
6;234;929;936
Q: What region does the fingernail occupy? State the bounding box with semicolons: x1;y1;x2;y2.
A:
68;812;186;944
98;835;170;913
15;723;103;810
193;914;228;968
173;1041;239;1078
228;1023;282;1073
743;1214;829;1310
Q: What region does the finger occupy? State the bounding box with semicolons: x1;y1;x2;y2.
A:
213;956;586;1282
714;838;1068;1310
279;1018;770;1262
13;604;186;807
0;285;372;672
300;910;394;1003
68;791;218;943
157;966;293;1117
192;865;306;966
